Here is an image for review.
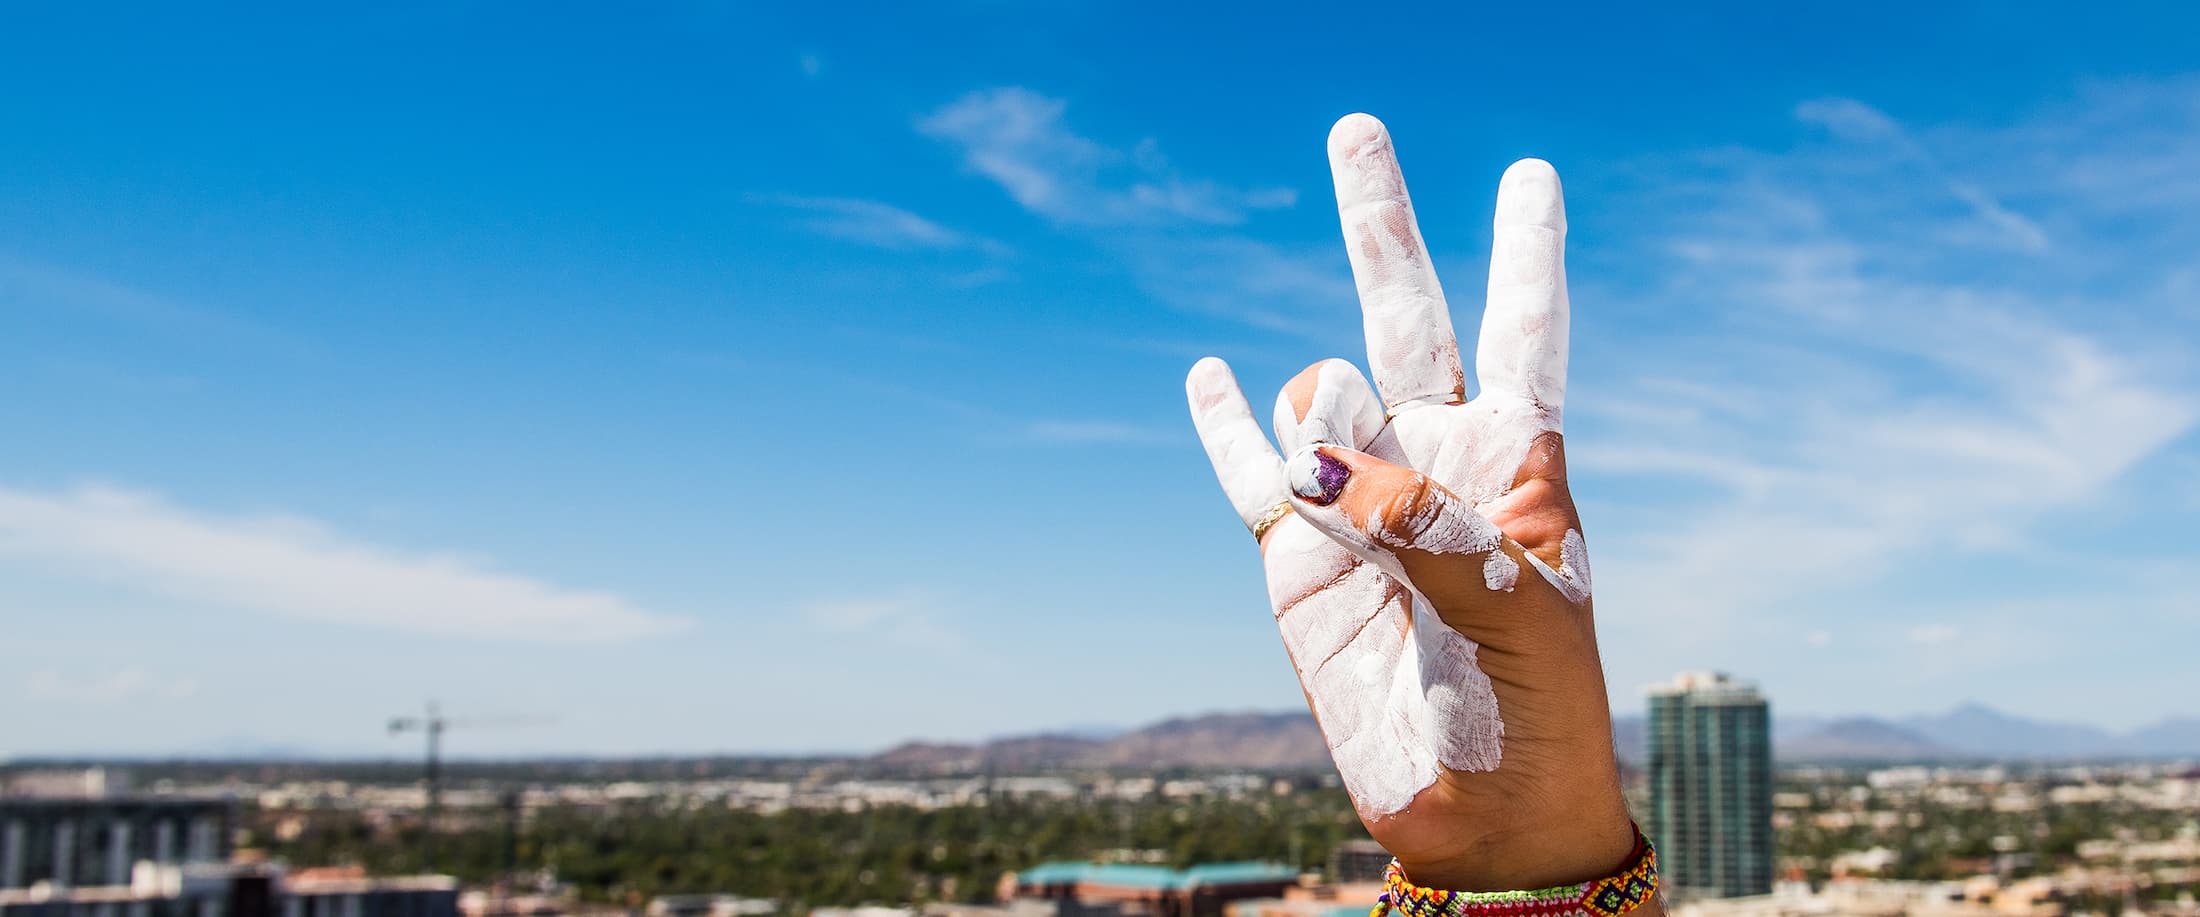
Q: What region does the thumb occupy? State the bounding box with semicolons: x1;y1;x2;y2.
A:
1283;443;1546;616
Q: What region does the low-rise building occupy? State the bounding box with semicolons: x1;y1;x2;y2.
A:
0;863;455;917
1012;863;1299;917
1;798;233;890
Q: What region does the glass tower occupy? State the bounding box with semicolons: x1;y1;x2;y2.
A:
1646;672;1772;898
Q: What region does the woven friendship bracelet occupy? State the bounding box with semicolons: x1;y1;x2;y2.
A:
1368;826;1658;917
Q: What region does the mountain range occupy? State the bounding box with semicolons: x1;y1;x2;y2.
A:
872;704;2200;772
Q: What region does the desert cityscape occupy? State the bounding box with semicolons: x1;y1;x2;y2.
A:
5;674;2197;917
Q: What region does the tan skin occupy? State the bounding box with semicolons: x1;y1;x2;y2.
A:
1264;412;1639;896
1194;115;1661;910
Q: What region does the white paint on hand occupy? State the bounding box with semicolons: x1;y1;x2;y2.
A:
1283;444;1507;812
1185;122;1591;820
1287;449;1331;503
1266;520;1502;815
1482;550;1518;593
1273;359;1387;456
1522;527;1592;605
1328;114;1466;411
1477;159;1570;418
1560;528;1592;595
1364;479;1500;558
1186;357;1289;533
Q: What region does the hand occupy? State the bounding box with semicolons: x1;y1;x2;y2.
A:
1186;115;1633;892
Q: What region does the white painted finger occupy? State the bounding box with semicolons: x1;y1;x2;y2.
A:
1328;113;1467;413
1186;357;1288;531
1476;158;1570;419
1272;359;1388;456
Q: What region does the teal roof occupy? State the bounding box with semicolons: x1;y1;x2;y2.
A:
1181;863;1300;886
1018;861;1297;891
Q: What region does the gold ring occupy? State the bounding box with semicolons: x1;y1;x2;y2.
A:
1250;502;1294;542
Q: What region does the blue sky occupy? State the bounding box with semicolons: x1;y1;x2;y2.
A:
4;3;2198;756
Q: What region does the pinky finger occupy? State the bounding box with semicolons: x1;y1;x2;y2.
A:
1187;357;1290;535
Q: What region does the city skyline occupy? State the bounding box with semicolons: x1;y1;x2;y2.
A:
5;4;2200;756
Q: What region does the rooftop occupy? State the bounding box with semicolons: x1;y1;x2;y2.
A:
1648;671;1764;701
1019;861;1298;891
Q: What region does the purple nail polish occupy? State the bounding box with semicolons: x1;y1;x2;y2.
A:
1289;448;1351;506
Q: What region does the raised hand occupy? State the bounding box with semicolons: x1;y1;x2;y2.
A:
1186;115;1632;892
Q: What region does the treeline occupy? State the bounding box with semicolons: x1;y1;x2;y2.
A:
250;793;1370;911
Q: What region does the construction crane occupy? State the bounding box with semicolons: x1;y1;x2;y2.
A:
387;702;550;871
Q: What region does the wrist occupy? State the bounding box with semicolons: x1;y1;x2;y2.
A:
1378;821;1659;917
1390;789;1636;891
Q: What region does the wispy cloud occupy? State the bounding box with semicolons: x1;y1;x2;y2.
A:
1587;84;2200;679
918;87;1297;227
804;592;963;651
25;668;198;704
1118;235;1357;337
753;193;1007;254
1907;625;1960;646
1793;97;1906;145
0;484;689;642
1792;97;2054;254
1021;420;1176;446
0;257;311;356
916;87;1340;338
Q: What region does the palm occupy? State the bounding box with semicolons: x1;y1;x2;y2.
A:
1188;114;1611;877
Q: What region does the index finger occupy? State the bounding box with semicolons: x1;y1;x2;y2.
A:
1327;113;1466;413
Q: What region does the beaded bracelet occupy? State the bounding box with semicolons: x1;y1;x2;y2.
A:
1367;825;1658;917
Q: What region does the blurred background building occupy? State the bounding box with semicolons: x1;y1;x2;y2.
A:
1010;861;1298;917
1648;672;1774;899
1;770;457;917
0;791;231;890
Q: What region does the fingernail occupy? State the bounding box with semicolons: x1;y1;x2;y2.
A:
1287;447;1350;506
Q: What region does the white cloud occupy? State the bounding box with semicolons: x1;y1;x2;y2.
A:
755;194;1006;254
911;88;1337;339
1022;420;1174;446
25;668;198;703
1947;182;2050;254
1586;83;2200;694
1793;97;2052;254
1908;625;1960;646
0;257;308;356
1794;98;1905;143
918;87;1296;227
804;593;963;651
1119;235;1357;337
0;484;688;642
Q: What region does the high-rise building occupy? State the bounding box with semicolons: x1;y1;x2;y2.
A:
1646;671;1772;899
1327;841;1391;885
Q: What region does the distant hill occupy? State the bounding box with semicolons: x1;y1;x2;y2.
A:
1895;704;2117;759
1098;712;1327;768
1779;718;1949;761
872;711;1327;773
1613;714;1947;764
1624;702;2194;764
873;703;2200;774
2127;717;2200;757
